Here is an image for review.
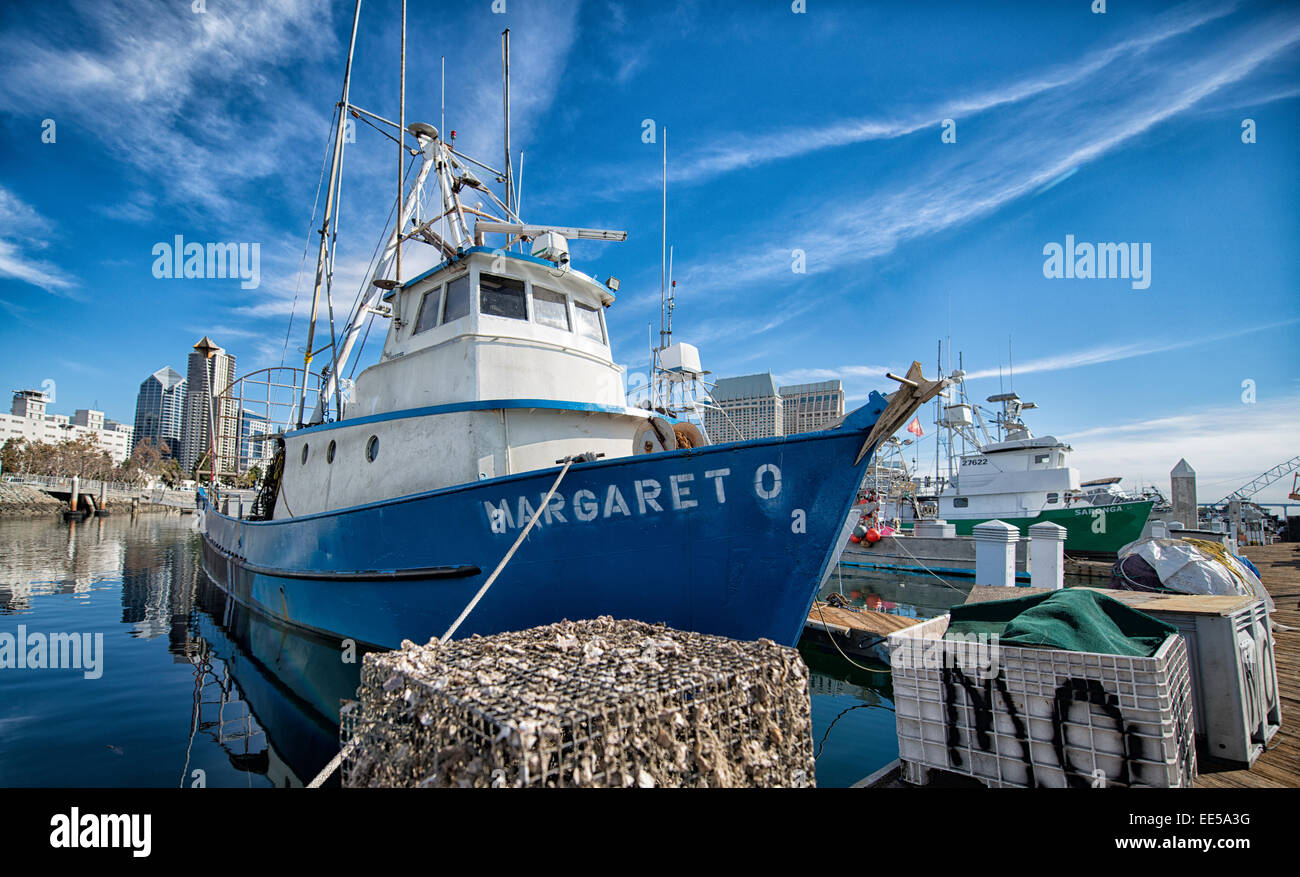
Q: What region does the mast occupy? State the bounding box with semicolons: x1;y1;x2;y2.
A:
441;55;446;250
660;126;667;354
298;0;362;428
502;29;513;221
397;0;406;290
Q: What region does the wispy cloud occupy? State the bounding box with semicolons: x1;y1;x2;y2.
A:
1061;395;1300;504
0;186;79;295
673;5;1300;295
962;319;1300;381
594;0;1241;196
0;0;336;225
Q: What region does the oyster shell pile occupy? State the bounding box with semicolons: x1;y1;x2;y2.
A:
342;617;814;788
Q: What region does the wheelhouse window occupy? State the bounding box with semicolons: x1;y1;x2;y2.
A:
953;497;969;508
480;274;527;320
1046;492;1059;504
413;286;442;334
1034;454;1050;465
442;274;470;323
533;286;570;331
575;301;605;343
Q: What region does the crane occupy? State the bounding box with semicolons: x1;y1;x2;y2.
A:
1216;455;1300;505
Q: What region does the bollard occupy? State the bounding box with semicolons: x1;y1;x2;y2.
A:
972;520;1019;587
1028;521;1067;590
70;475;80;512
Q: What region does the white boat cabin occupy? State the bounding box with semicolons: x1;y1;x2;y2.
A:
937;435;1081;520
274;248;667;519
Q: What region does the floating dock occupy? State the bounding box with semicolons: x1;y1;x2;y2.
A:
804;601;922;661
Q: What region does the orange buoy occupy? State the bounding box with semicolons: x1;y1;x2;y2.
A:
865;527;881;543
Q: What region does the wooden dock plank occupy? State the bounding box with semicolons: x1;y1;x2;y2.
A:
805;602;922;637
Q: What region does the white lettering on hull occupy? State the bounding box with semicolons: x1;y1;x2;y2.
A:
482;464;785;532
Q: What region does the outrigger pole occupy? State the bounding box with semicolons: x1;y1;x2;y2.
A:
299;0;362;428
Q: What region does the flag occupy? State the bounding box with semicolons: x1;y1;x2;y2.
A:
906;417;923;437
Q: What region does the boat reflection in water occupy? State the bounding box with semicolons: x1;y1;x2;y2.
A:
180;566;369;788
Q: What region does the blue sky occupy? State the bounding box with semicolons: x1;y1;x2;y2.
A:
0;0;1297;503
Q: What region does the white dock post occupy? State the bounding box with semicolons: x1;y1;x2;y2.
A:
70;475;80;512
972;520;1019;587
1028;521;1067;590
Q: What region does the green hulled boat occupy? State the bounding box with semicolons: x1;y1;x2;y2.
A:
923;389;1154;554
944;499;1155;553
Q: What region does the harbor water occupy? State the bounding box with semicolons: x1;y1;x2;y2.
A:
0;514;974;788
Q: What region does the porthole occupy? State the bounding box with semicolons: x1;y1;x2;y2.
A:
366;435;379;462
301;443;308;464
327;440;336;463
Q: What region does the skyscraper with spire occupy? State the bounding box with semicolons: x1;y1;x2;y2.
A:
179;337;237;475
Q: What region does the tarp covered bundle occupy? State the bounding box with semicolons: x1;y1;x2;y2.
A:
1110;537;1273;611
947;589;1178;658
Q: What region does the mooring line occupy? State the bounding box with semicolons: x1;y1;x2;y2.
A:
815;601;890;674
440;456;574;642
307;456;576;789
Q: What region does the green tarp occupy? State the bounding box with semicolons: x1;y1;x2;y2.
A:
947;589;1178;658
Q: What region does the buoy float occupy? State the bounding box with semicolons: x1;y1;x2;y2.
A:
865;527;881;544
849;523;867;543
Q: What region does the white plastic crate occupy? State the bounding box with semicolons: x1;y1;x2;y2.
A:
888;614;1197;788
1141;598;1281;766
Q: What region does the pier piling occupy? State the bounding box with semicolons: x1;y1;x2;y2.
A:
1029;521;1067;589
972;520;1019;587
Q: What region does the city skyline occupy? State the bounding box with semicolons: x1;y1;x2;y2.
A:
0;0;1297;503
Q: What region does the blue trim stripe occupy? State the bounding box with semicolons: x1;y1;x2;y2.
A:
289;397;649;437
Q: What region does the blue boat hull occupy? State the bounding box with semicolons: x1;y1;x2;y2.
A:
199;396;889;649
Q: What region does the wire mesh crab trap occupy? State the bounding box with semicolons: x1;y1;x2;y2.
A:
340;617;815;788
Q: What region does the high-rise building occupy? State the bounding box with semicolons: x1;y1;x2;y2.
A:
179;337;238;474
704;373;783;442
131;366;187;460
239;408;273;471
778;380;845;434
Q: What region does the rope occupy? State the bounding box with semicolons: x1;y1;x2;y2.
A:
307;457;577;789
307;739;357;789
815;702;894;759
886;534;976;596
441;458;573;642
814;601;891;674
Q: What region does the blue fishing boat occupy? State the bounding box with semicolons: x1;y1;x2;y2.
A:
197;22;942;650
